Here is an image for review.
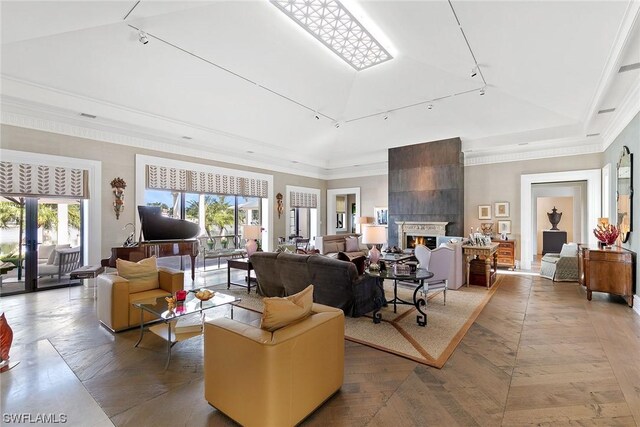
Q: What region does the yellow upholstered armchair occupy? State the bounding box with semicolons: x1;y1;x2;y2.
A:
204;303;345;427
97;257;184;332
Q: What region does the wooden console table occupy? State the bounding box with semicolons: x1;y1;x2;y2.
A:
462;243;499;289
580;245;635;307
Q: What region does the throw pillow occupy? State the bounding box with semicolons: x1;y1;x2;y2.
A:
337;252;366;275
559;243;578;257
345;236;360;252
261;284;314;332
47;244;71;265
116;256;159;293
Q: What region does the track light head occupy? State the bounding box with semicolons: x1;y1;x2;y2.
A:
383;113;389;120
334;121;340;128
427;104;433;110
138;31;149;45
479;86;486;96
471;66;477;78
314;113;320;120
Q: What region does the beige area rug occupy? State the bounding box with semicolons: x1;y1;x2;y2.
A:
227;277;503;369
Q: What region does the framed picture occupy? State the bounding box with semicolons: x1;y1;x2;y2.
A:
374;207;388;225
478;205;491;220
497;220;511;234
495;202;510;217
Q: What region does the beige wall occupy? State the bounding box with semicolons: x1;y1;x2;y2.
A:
327;175;388;225
536;196;573;254
1;125;326;256
465;153;602;259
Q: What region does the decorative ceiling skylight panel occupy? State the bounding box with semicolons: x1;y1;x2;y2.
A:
270;0;392;70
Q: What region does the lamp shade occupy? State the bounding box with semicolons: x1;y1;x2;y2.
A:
242;225;262;240
361;225;386;245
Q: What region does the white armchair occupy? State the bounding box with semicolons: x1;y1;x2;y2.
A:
38;246;81;281
414;244;455;304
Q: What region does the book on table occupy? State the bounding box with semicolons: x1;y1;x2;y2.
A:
175;314;203;334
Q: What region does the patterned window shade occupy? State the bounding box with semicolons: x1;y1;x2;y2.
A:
147;165;188;191
290;191;318;208
0;161;89;199
146;165;268;198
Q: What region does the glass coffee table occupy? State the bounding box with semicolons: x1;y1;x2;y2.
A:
133;290;241;369
367;268;434;327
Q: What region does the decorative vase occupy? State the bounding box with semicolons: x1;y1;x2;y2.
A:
0;312;14;372
547;206;562;230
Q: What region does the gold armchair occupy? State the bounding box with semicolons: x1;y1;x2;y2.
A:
97;266;184;332
204;303;345;427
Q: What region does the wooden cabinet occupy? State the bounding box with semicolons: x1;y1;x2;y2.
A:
493;239;516;270
581;246;635;307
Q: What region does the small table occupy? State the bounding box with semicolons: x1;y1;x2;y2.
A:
367;268;434;327
69;265;105;299
462;243;499;289
227;258;256;293
134;291;241;369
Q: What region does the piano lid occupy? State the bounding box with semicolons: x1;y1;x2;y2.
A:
138;206;200;241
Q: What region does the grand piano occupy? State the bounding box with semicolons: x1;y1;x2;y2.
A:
102;206;200;280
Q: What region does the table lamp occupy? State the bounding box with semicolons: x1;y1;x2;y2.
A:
242;225;262;256
361;225;386;265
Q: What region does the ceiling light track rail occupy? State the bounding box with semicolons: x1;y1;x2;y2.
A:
123;1;141;21
127;24;337;122
448;0;487;86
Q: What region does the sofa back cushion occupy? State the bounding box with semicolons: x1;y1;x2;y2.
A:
277;253;313;296
250;252;285;297
47;244;71;265
261;285;314;332
345;236;360;252
116;256;159;293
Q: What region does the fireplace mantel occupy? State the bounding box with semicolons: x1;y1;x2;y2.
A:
398;221;449;249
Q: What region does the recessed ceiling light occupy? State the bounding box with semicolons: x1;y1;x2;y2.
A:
586;133;600;137
291;160;299;164
182;136;193;140
270;0;392;70
246;150;254;154
518;142;529;146
597;108;615;114
79;112;96;119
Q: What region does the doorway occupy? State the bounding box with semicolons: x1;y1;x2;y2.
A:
326;188;361;235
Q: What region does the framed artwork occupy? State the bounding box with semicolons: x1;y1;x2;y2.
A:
495;202;510;217
478;205;491;220
374;207;388;225
497;220;511;234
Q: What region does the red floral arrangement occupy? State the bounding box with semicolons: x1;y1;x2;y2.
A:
593;224;620;246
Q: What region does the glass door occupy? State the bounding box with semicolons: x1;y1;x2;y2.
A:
0;197;83;295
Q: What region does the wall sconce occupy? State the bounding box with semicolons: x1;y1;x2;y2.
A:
110;177;127;220
276;193;284;218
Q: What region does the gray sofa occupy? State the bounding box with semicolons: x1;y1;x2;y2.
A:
315;233;367;258
249;252;382;317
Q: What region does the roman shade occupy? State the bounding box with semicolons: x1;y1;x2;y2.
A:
146;165;268;198
290;191;317;208
0;161;89;199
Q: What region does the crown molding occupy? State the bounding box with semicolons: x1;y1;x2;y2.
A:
464;142;602;166
582;1;640;130
601;75;640;151
0;109;331;179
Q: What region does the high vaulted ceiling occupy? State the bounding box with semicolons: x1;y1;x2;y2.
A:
1;1;639;179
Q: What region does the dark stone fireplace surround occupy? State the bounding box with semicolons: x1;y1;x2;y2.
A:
388;138;464;246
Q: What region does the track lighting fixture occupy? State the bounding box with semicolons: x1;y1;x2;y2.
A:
427;104;433;110
314;112;320;120
479;86;486;96
138;31;149;45
471;66;478;77
334;122;341;128
383;113;389;120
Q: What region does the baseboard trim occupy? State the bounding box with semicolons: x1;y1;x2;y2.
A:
633;295;640;316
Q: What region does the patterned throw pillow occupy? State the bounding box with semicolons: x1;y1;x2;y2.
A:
345;236;360;252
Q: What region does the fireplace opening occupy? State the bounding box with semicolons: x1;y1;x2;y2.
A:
406;235;437;250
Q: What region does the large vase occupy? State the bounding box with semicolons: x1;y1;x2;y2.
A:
0;312;13;370
547;206;562;230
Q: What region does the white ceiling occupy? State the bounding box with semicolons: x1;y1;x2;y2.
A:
1;0;639;179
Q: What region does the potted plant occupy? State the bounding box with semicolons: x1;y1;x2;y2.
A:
221;236;228;249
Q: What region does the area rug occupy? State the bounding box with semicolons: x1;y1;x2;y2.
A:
230;276;503;369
